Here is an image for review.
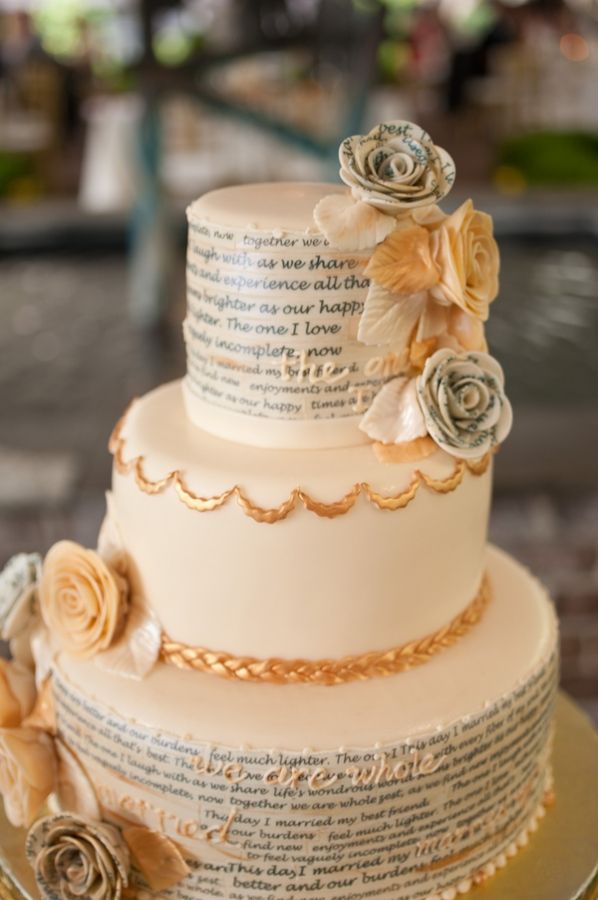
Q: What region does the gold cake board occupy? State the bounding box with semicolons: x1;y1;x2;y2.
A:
0;693;596;900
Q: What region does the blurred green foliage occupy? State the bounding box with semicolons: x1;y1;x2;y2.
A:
153;30;204;68
0;153;35;198
33;0;105;60
499;132;598;186
377;38;409;81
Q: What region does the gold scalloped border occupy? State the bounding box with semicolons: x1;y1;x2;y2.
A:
160;574;491;685
108;406;492;524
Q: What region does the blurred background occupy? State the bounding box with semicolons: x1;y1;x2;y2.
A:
0;0;597;715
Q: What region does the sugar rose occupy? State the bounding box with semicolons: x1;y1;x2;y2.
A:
40;541;129;660
26;813;130;900
0;552;41;666
0;552;41;638
339;120;455;214
0;727;57;827
0;659;36;727
430;199;499;321
417;349;512;459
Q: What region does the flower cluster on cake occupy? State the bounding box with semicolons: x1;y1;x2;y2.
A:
314;120;511;462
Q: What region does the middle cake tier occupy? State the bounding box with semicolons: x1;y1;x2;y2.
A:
108;380;492;660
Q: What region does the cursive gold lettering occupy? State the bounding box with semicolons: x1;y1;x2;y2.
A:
280;350;349;387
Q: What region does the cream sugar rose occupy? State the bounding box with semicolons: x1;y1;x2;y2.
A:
0;120;560;900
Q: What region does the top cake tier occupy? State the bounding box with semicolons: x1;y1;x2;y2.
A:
184;120;511;462
184;182;389;449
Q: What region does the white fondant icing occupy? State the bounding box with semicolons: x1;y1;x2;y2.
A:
184;183;401;448
182;378;371;450
56;547;555;747
53;547;558;900
187;182;341;232
111;381;492;659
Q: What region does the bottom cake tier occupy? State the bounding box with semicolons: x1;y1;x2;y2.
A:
52;546;558;900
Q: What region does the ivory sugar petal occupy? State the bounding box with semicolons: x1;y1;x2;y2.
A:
358;282;427;348
313;193;396;250
360;377;428;444
94;599;161;680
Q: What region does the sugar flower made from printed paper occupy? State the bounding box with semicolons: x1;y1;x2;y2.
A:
417;350;512;458
26;813;130;900
340;120;455;213
315;120;455;251
0;552;42;666
361;349;512;459
312;118;509;458
0;552;40;634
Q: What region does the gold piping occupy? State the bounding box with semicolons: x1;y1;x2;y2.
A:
298;483;362;518
361;472;420;511
160;574;491;685
108;407;493;524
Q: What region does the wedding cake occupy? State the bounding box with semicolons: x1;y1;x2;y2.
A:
0;121;558;900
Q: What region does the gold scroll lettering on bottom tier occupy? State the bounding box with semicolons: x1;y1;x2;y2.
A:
160;574;491;686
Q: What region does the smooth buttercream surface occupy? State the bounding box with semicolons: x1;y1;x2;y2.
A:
59;545;556;750
110;381;492;658
188;182;345;232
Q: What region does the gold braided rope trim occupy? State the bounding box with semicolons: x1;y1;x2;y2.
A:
160;574;491;685
108;407;493;524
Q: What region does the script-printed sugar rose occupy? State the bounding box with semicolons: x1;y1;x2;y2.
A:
26;813;130;900
0;552;42;665
339;120;455;214
40;541;129;659
416;349;512;459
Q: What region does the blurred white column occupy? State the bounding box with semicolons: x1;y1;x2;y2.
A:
79;94;142;212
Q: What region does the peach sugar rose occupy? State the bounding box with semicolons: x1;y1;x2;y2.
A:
0;727;57;827
40;541;129;659
0;659;36;727
430;199;499;321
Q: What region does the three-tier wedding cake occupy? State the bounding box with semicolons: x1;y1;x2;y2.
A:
0;121;558;900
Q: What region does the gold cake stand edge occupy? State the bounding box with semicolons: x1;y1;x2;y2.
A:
0;692;596;900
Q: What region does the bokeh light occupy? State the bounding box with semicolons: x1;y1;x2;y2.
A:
559;32;591;61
